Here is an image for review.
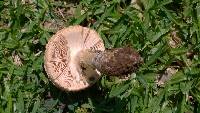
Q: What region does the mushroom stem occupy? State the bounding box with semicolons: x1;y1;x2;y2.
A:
79;47;143;76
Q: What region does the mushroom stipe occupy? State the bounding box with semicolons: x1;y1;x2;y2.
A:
44;25;142;91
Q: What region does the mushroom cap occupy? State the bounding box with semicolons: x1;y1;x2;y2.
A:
44;25;105;91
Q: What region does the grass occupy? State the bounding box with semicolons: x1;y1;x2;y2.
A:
0;0;200;113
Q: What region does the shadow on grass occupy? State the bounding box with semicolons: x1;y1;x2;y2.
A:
46;82;126;113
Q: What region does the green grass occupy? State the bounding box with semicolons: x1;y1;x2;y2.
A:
1;0;200;113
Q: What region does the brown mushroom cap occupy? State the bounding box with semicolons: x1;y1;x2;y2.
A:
44;25;105;91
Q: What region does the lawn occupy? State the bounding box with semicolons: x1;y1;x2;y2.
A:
0;0;200;113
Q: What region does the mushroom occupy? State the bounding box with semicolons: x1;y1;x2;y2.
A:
44;25;142;91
